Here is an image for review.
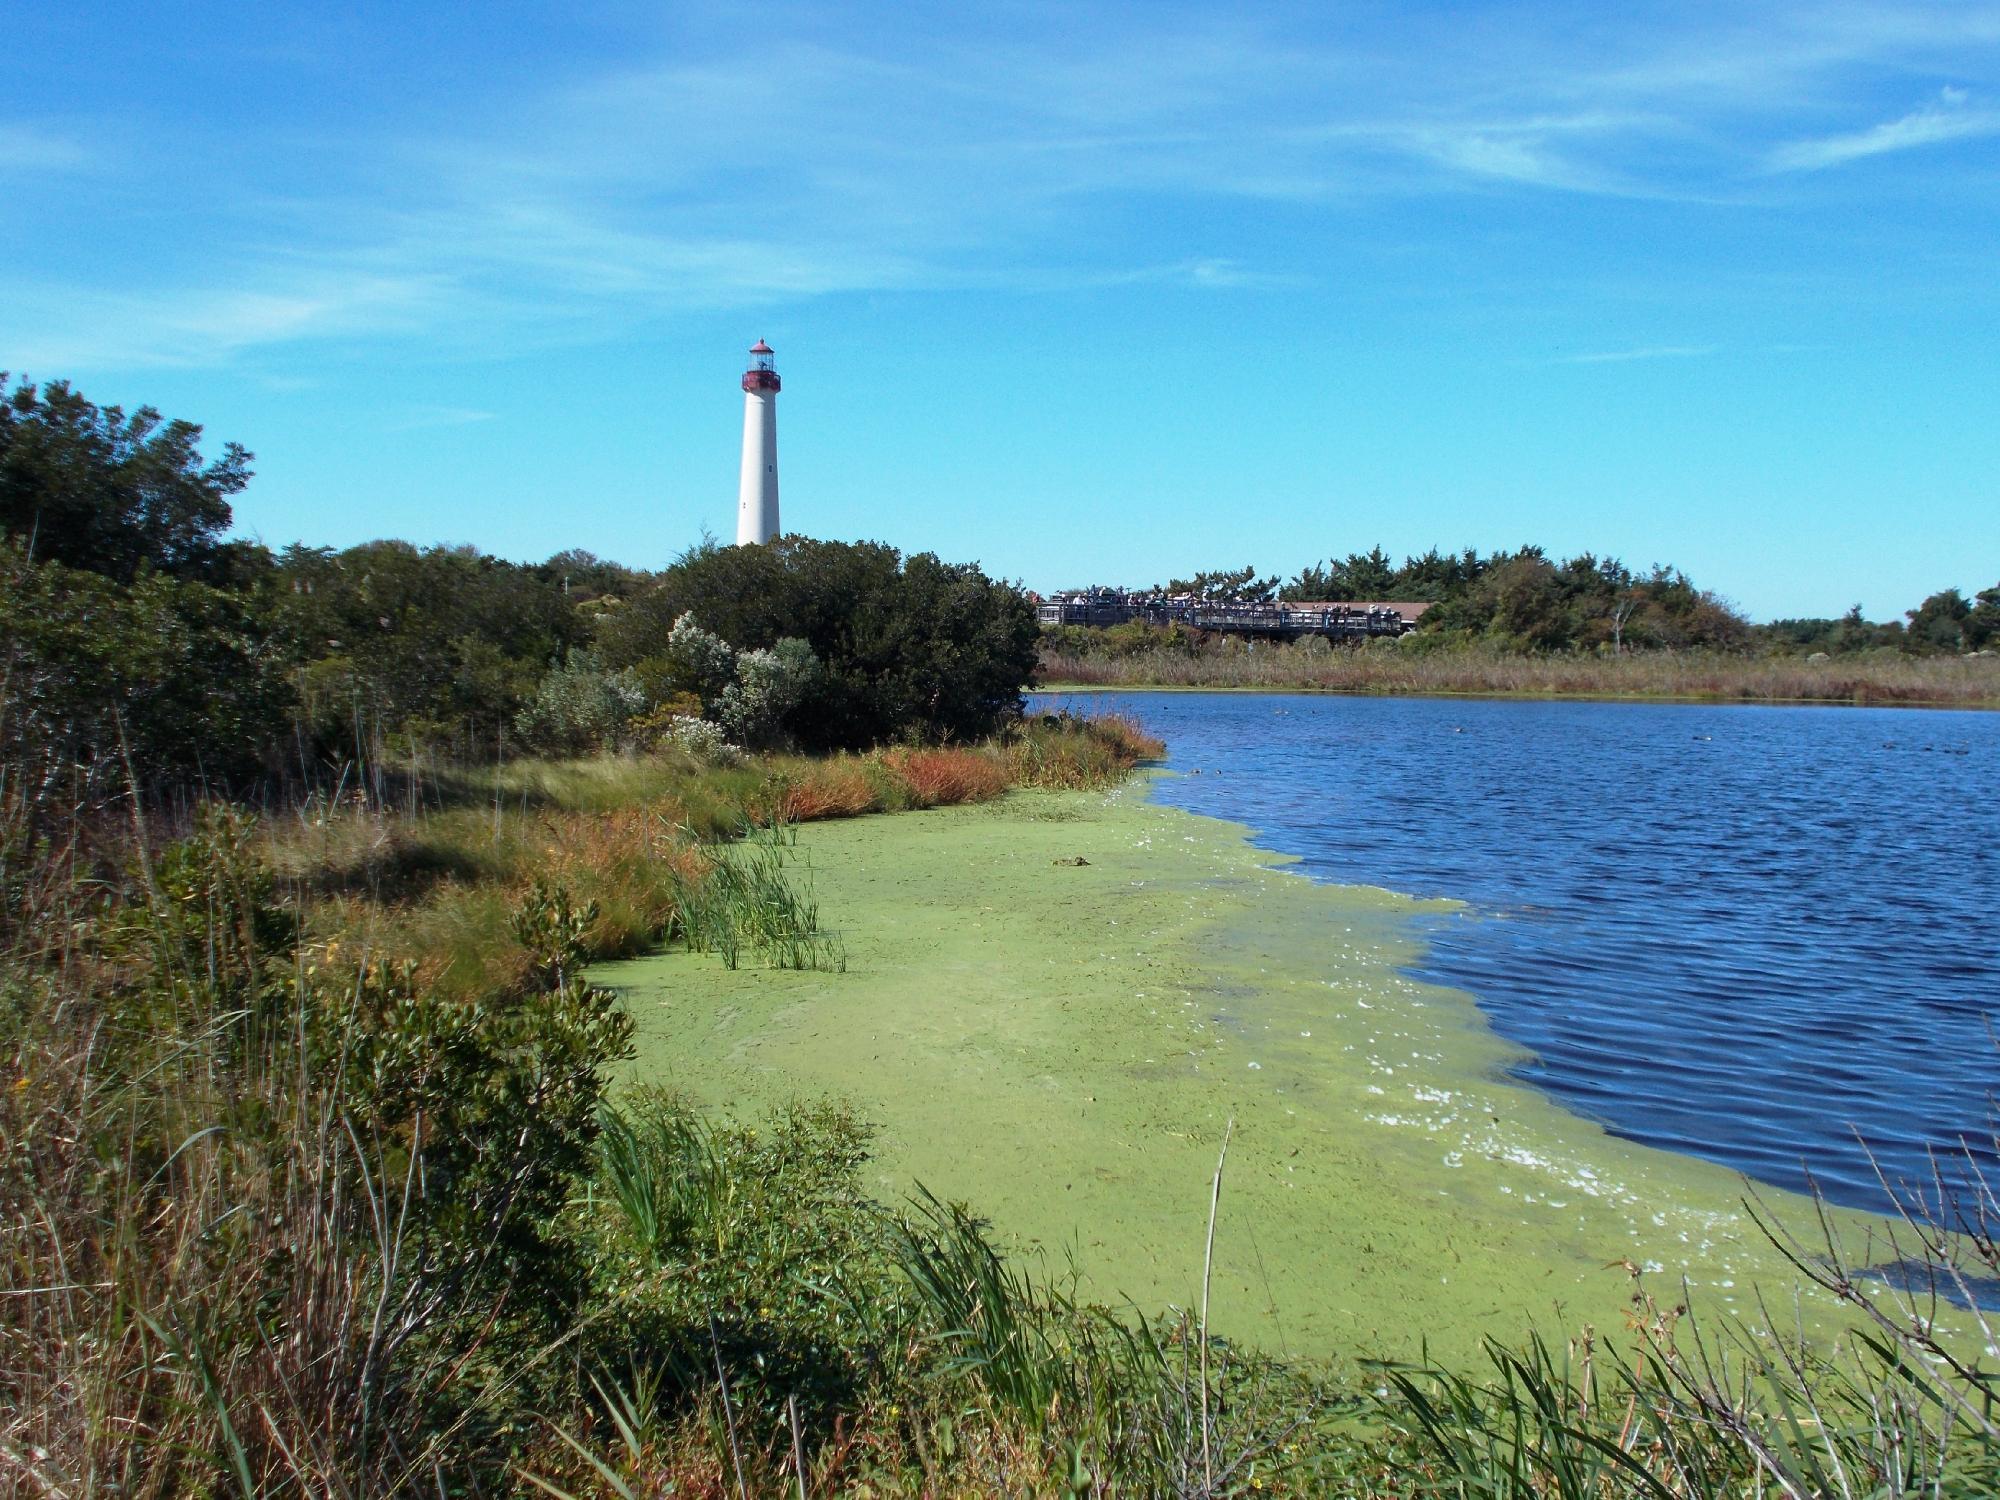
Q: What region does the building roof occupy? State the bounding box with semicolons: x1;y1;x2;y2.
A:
749;339;773;355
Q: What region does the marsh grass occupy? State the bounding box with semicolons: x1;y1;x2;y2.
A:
670;824;845;972
998;710;1165;788
2;807;636;1494
255;718;1154;994
30;709;1999;1493
1044;640;2000;708
265;717;1153;997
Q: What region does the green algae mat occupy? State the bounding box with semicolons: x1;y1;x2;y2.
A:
596;785;1873;1367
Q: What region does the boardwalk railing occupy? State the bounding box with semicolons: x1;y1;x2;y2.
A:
1036;599;1415;639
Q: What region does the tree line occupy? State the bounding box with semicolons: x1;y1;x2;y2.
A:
0;376;1038;797
1145;547;1998;657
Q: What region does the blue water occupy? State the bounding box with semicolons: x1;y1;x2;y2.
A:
1034;691;2000;1215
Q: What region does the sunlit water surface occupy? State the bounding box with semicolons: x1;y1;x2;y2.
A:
1033;691;2000;1215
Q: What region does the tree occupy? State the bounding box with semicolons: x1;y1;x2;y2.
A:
0;374;255;583
1335;546;1399;600
1483;554;1570;648
268;541;585;747
1286;546;1492;604
598;538;1038;750
1906;589;1972;653
1393;547;1485;602
535;548;647;604
1281;562;1333;601
0;543;290;795
1162;565;1278;602
1967;586;2000;650
1610;593;1640;654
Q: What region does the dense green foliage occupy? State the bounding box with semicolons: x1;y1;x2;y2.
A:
1283;546;1749;651
0;544;287;792
268;539;591;752
598;536;1041;750
1164;564;1282;601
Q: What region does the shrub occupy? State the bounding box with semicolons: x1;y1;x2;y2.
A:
660;611;738;703
599;538;1040;750
514;648;646;754
2;813;635;1492
584;1092;891;1437
0;543;289;792
715;636;821;749
661;714;737;764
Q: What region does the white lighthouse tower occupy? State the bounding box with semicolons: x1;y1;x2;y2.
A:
735;339;781;546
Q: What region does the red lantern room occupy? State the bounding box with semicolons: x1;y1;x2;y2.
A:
743;339;781;393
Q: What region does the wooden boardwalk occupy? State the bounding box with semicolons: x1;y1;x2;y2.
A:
1036;596;1423;640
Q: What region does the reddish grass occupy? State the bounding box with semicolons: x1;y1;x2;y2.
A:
778;758;882;822
878;747;1013;808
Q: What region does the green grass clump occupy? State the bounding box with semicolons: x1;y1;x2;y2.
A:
669;823;845;972
998;710;1165;789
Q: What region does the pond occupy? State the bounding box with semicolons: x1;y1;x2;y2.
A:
1034;690;2000;1215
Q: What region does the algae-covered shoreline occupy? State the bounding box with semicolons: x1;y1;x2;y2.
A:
599;781;1863;1366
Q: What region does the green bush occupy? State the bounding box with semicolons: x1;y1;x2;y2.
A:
514;649;647;755
599;538;1039;750
0;544;290;792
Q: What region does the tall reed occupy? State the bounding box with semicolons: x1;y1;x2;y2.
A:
670;824;845;973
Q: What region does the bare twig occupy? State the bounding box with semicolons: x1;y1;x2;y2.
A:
709;1310;748;1500
1200;1116;1234;1496
788;1391;809;1500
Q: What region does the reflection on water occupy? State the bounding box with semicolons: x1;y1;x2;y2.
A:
1034;690;2000;1216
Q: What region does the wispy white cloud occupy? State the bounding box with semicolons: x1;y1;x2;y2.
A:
5;273;446;370
386;405;497;432
1548;344;1719;365
11;3;2000;369
1767;87;2000;171
1355;113;1651;195
1169;258;1298;291
0;124;89;173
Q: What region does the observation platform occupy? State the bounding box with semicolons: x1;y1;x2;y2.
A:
1036;594;1429;640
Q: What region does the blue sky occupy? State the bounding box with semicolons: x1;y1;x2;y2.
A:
4;1;1997;620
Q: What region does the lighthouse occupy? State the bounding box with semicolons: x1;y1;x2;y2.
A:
735;339;781;546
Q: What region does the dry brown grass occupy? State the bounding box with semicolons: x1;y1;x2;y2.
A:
1041;642;2000;707
257;723;1157;1002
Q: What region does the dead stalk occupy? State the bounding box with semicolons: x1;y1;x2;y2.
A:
1200;1116;1234;1496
